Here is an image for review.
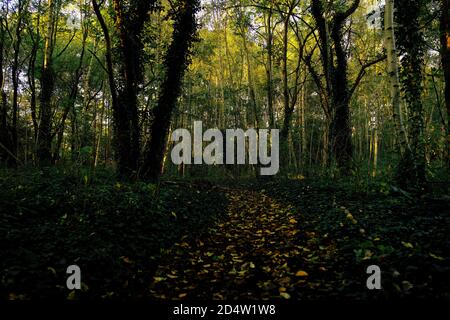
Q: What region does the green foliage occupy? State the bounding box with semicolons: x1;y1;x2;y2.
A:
0;167;227;299
263;177;450;298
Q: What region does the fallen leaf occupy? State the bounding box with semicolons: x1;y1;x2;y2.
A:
280;292;291;299
67;291;76;300
401;242;414;249
153;277;166;283
429;253;445;261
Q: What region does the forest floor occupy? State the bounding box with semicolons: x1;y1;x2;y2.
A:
1;168;449;300
150;180;450;300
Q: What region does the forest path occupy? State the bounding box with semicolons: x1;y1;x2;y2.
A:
149;187;313;300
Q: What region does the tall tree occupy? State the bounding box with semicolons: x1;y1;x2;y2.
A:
395;0;427;189
310;0;360;173
440;0;450;167
37;0;57;165
0;9;13;165
384;0;408;155
309;0;385;173
141;0;200;181
11;0;29;165
92;0;157;177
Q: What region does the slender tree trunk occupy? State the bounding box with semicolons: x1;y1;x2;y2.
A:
384;0;408;155
0;17;12;165
280;13;291;143
11;0;27;165
241;31;260;130
265;4;275;128
54;15;88;162
37;0;56;166
28;0;41;151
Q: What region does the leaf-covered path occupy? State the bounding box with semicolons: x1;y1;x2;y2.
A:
149;188;314;300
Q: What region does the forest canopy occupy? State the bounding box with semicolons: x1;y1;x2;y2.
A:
0;0;448;186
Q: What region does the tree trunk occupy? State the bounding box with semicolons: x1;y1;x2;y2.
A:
0;17;12;165
396;0;427;190
141;0;199;181
384;0;408;155
11;0;27;166
440;0;450;167
330;20;353;173
265;5;275;128
310;0;360;173
37;0;56;166
28;0;41;150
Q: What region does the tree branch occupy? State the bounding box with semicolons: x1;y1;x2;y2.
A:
349;55;387;100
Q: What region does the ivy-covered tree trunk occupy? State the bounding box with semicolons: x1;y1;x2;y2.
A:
93;0;157;178
395;0;427;190
111;0;157;177
440;0;450;167
141;0;200;181
329;10;356;174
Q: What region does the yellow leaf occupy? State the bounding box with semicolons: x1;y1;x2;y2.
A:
180;242;190;248
362;249;373;260
401;241;414;249
178;293;187;298
153;276;166;283
429;253;445;261
289;218;297;224
8;293;26;300
295;270;308;277
279;287;286;292
167;274;178;279
280;292;291;299
249;262;255;269
67;290;76;300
